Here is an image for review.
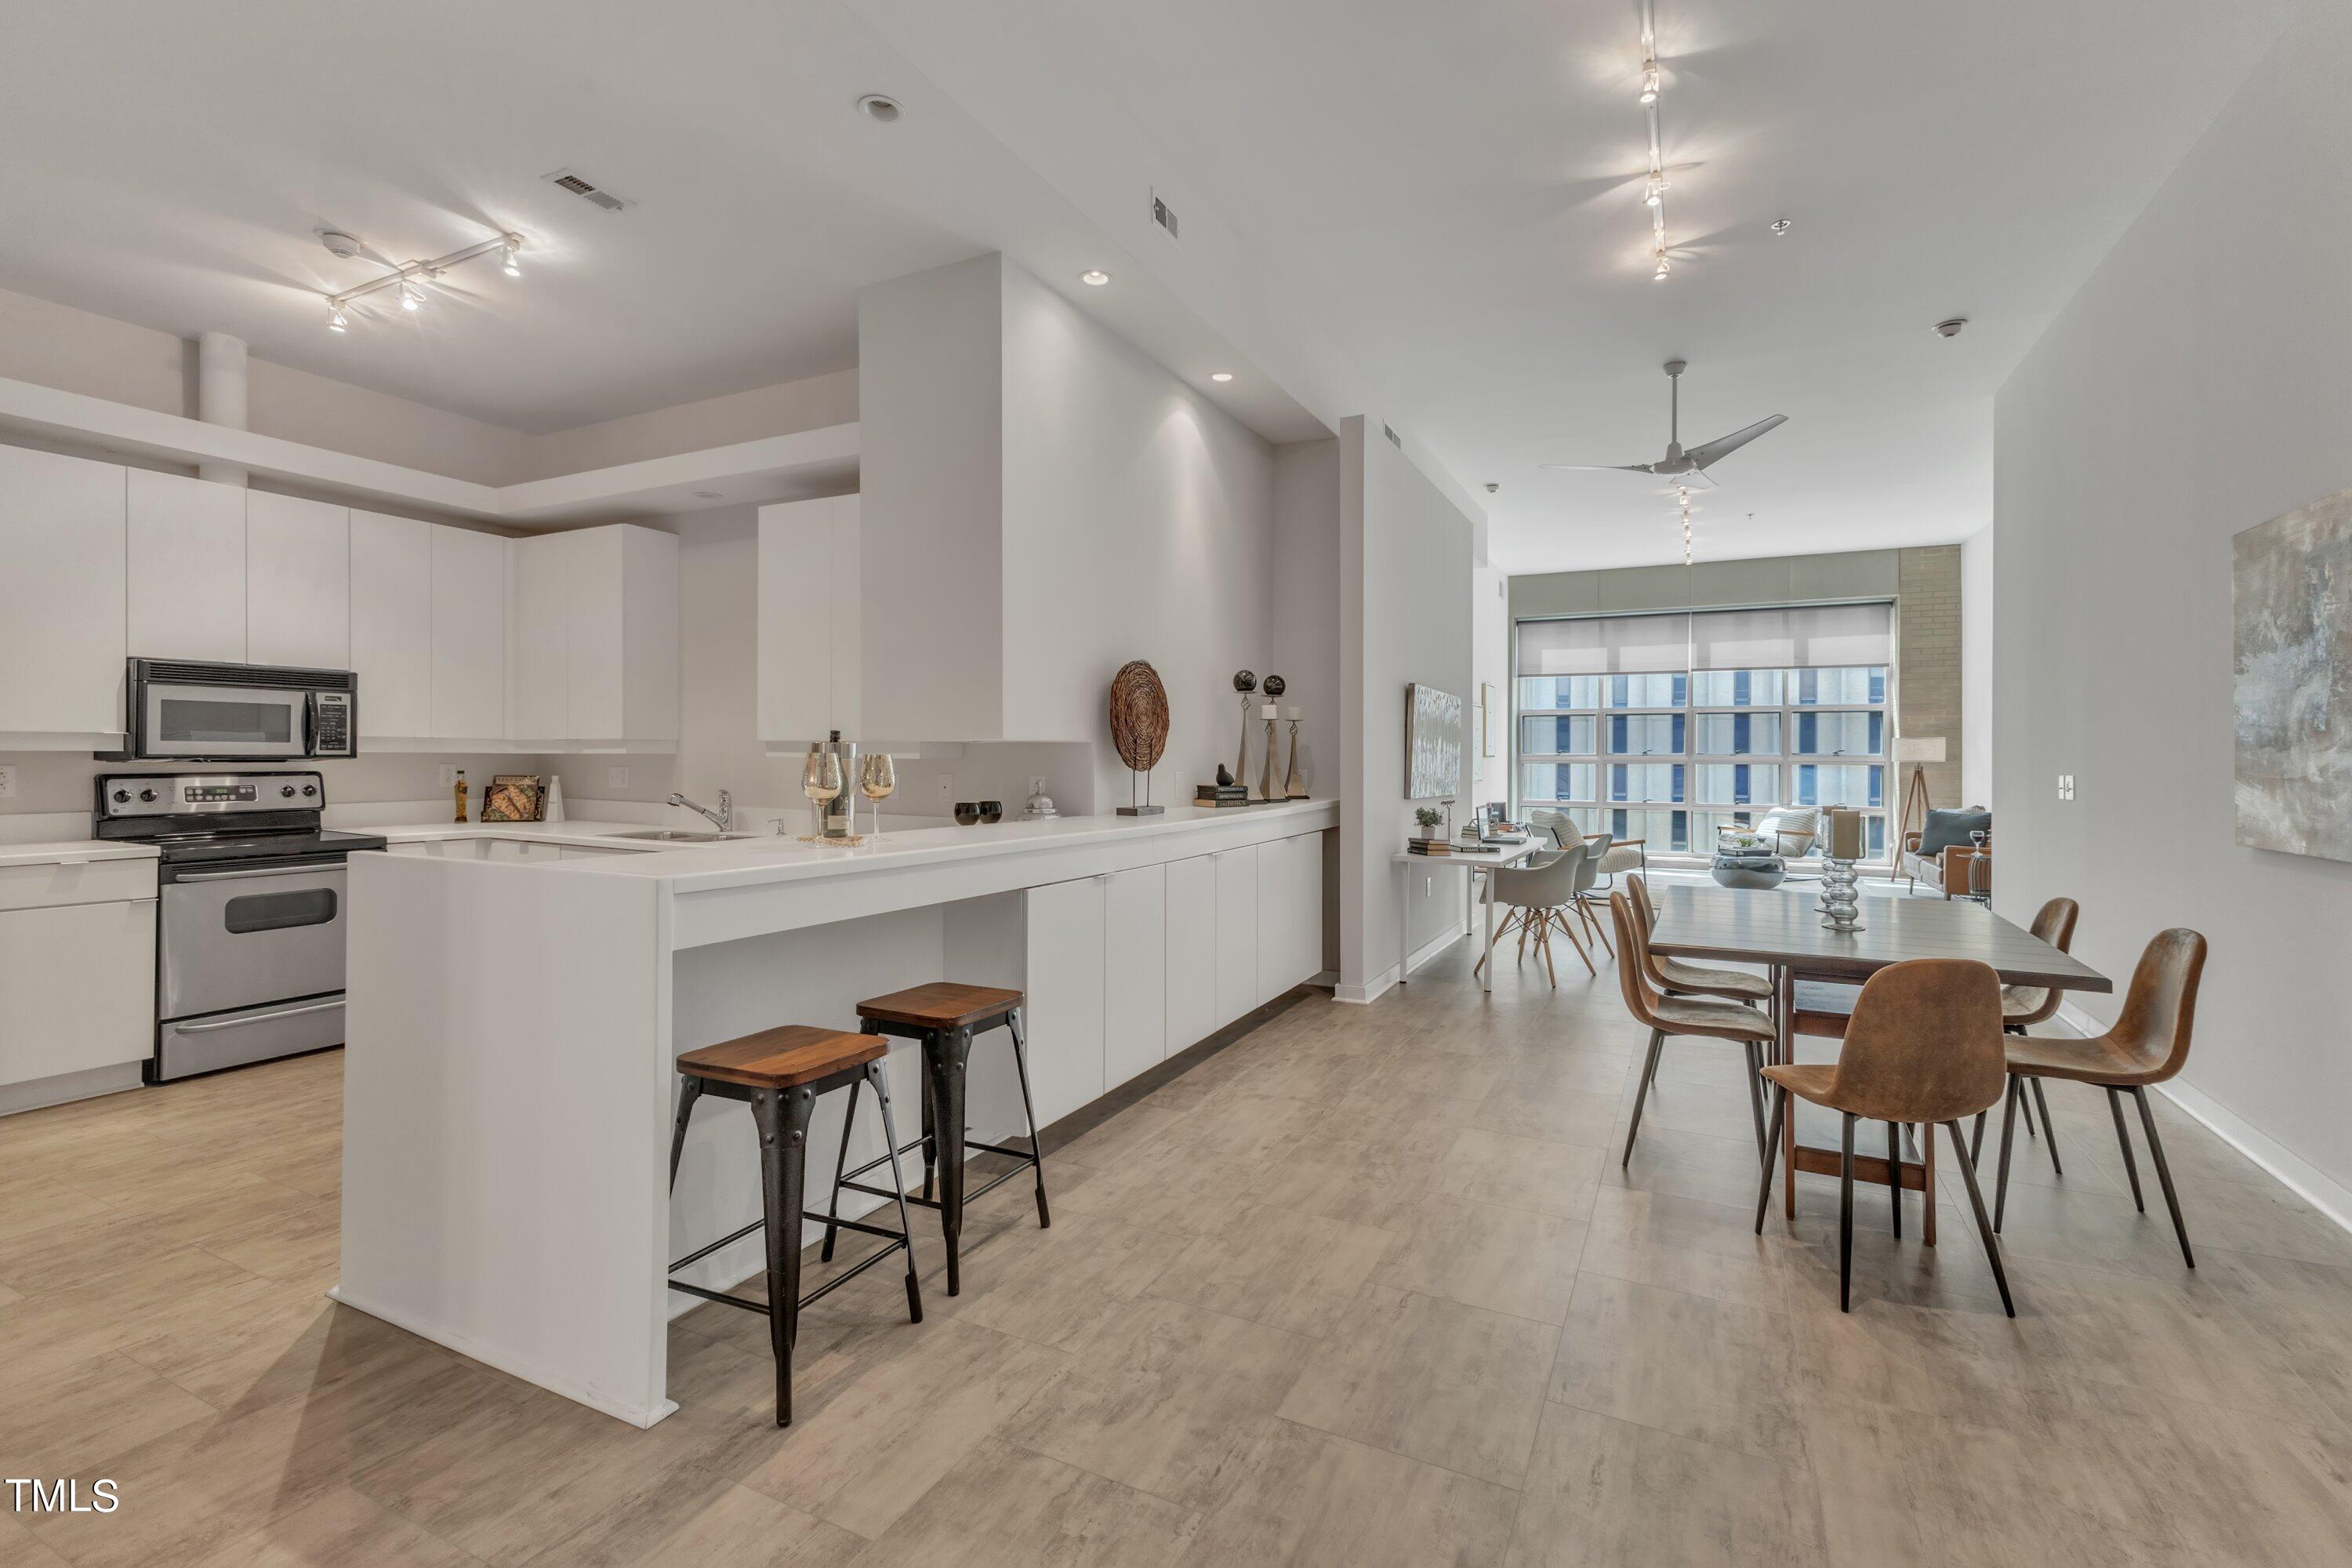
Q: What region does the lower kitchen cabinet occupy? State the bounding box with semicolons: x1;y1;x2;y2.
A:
1022;876;1106;1124
1163;854;1218;1055
1213;845;1258;1029
1256;831;1325;1002
0;898;155;1089
1102;864;1167;1090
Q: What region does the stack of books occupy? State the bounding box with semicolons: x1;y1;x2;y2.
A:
1405;837;1455;855
1196;784;1251;808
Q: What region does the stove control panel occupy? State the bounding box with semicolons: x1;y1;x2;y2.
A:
97;771;327;818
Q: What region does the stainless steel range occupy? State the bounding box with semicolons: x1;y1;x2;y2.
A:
94;771;387;1082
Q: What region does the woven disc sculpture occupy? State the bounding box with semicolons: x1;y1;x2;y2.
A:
1109;660;1171;774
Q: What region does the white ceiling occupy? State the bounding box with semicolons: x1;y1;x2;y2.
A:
0;0;1320;440
865;0;2298;572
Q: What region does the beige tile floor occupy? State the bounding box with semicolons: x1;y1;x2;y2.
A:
4;938;2352;1565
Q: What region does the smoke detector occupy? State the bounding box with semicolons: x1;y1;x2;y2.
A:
1933;317;1969;338
319;230;363;260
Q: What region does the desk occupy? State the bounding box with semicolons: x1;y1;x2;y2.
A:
1392;840;1538;993
1645;884;2111;1226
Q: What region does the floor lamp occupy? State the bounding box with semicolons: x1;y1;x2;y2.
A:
1893;735;1945;848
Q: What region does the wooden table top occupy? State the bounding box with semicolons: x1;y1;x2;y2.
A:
1644;882;2112;993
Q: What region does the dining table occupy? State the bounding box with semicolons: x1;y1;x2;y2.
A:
1643;881;2111;1235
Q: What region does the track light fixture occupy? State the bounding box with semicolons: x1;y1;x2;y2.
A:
1635;0;1673;283
321;230;526;331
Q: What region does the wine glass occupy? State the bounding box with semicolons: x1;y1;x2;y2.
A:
859;753;896;842
802;746;842;839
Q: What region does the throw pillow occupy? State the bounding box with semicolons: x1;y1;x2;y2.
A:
1918;808;1991;857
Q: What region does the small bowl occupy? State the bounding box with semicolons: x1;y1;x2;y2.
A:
978;800;1003;823
954;801;980;826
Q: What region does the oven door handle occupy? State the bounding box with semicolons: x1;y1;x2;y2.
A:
173;998;343;1034
172;863;343;883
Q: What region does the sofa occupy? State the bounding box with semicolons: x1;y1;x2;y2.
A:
1902;807;1991;898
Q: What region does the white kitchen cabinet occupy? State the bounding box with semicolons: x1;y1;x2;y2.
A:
1256;832;1325;1004
1163;854;1218;1054
245;491;350;668
1022;877;1106;1125
757;495;860;745
430;524;506;741
0;897;154;1089
1213;845;1259;1029
0;444;126;739
507;525;679;745
127;468;245;662
349;510;433;738
1102;864;1167;1089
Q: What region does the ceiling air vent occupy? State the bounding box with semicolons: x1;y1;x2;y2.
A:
1382;423;1403;448
543;169;631;212
1150;189;1180;241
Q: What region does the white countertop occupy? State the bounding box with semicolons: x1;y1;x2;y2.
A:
0;840;161;869
372;799;1338;895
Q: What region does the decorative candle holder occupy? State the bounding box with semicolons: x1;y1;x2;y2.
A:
1232;670;1258;789
1819;855;1864;931
1283;707;1308;798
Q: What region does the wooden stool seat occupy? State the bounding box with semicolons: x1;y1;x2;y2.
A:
677;1025;884;1090
855;982;1024;1030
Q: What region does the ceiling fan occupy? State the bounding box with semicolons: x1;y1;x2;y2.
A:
1541;359;1786;490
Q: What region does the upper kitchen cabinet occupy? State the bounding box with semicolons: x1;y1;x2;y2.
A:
349;510;433;739
506;524;678;746
0;444;127;740
127;469;245;663
245;491;350;669
430;522;506;742
757;495;859;746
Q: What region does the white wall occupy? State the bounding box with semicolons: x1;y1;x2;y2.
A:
1472;564;1508;811
1271;437;1341;801
1339;417;1475;999
1993;0;2352;1218
1960;522;1994;807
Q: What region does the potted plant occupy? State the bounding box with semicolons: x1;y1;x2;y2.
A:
1414;806;1443;843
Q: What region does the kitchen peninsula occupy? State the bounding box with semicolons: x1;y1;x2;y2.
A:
335;798;1334;1426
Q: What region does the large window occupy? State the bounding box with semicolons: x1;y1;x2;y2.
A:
1515;604;1894;858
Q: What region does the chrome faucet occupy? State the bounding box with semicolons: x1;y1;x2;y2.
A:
668;789;731;833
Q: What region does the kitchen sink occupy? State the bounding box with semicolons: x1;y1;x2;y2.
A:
611;829;758;843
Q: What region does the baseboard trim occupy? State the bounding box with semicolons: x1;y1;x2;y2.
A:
0;1060;144;1117
2053;1001;2352;1237
325;1284;680;1429
1341;924;1469;1004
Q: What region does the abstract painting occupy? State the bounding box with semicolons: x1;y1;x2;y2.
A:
2234;486;2352;862
1405;682;1463;800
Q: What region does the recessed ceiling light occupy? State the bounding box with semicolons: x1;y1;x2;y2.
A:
1210;372;1233;383
1079;268;1110;286
692;491;722;500
1933;317;1969;338
855;94;903;122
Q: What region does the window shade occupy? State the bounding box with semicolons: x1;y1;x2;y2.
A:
1519;602;1892;675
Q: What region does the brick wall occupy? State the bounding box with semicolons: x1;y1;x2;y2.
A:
1896;544;1965;816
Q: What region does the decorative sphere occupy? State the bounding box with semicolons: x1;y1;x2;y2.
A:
1261;673;1287;698
1232;670;1258;692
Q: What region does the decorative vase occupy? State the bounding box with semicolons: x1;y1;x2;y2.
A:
1819;856;1864;931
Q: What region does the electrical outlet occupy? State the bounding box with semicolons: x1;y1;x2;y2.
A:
937;774;954;800
0;765;15;799
608;766;630;789
1028;775;1047;797
2056;773;2075;801
437;764;457;789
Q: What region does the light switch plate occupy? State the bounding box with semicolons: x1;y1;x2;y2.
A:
0;764;14;799
607;766;630;789
938;774;953;800
2056;773;2076;801
437;764;458;789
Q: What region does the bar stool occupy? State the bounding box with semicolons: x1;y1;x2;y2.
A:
837;982;1048;1296
667;1025;923;1426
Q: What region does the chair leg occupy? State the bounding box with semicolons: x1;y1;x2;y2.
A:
1621;1029;1666;1167
1536;912;1558;987
1941;1119;2015;1317
750;1086;815;1426
2132;1087;2194;1268
1475;910;1519;976
1887;1121;1903;1240
667;1075;702;1192
867;1059;924;1323
1970;1109;1985;1164
1005;1008;1051;1230
2029;1078;2062;1175
819;1073;862;1262
2106;1087;2145;1212
1584;898;1613;956
1838;1112;1857;1312
1994;1076;2022;1232
1754;1085;1788;1232
1744;1041;1769;1170
1554;907;1596;975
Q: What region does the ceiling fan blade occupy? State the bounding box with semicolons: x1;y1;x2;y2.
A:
1686;414;1788;470
1537;463;1659;474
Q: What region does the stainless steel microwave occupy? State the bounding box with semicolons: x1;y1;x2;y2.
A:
107;659;358;762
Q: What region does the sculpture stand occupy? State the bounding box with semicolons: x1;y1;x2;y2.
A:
1283;720;1308;799
1258;717;1278;803
1235;695;1254;794
1116;768;1163;816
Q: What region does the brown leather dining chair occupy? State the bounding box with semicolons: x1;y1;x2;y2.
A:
1609;891;1777;1171
1994;927;2207;1267
1753;958;2013;1316
1969;896;2081;1164
1626;873;1773;1008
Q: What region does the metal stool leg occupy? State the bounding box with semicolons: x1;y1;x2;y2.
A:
819;1073;862;1263
924;1026;972;1296
750;1084;816;1427
668;1076;702;1192
1005;1007;1051;1229
867;1058;924;1323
